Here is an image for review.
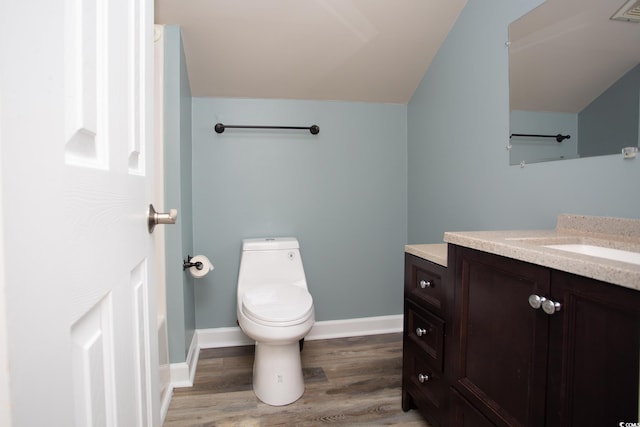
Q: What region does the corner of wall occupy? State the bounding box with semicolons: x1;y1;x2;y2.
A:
163;24;196;364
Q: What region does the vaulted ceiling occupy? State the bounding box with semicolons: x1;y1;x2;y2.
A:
155;0;640;110
154;0;467;103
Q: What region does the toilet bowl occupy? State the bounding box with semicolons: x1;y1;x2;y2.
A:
237;237;315;406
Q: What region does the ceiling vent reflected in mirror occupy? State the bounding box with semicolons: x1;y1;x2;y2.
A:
611;0;640;23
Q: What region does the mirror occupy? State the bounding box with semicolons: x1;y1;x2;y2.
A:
508;0;640;165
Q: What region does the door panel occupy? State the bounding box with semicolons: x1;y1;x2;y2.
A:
127;0;147;176
546;271;640;426
453;247;550;427
451;389;497;427
132;259;151;426
71;295;115;427
64;0;108;169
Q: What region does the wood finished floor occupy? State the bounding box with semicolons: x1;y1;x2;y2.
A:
163;333;430;426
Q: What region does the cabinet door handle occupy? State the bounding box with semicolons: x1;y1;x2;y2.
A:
419;279;433;289
528;294;546;309
529;294;562;315
418;373;430;383
416;327;428;337
542;299;562;315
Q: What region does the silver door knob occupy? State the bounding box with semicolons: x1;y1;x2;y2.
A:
419;279;432;289
542;299;562;315
148;204;178;233
416;327;428;337
418;373;430;383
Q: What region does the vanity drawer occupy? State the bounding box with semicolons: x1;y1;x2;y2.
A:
405;301;445;372
403;340;446;427
405;254;446;316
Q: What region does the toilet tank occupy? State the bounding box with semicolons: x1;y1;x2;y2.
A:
238;238;308;289
242;237;299;251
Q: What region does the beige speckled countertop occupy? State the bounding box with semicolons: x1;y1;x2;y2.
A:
443;214;640;291
405;243;448;267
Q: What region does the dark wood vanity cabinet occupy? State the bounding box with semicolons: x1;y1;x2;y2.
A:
450;245;640;427
546;270;640;426
402;252;451;427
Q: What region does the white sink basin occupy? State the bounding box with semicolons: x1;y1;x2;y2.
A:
544;244;640;266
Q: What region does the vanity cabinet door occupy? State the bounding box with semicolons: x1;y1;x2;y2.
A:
546;271;640;426
450;389;497;427
451;246;550;427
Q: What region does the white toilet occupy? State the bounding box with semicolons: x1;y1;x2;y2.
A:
237;237;315;406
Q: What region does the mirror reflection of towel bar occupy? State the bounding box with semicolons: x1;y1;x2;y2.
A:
510;133;570;143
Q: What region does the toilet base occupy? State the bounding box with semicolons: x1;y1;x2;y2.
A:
252;341;304;406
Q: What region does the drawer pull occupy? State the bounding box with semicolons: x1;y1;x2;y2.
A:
416;327;428;337
419;279;433;289
418;373;430;383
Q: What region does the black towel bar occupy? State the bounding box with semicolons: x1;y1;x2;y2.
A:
510;133;570;143
214;123;320;135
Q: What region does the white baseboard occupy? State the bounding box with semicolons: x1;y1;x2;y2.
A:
306;314;404;341
197;325;254;349
169;331;199;388
197;314;403;349
169;314;403;389
159;384;173;424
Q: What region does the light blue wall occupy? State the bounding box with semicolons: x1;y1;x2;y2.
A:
163;26;195;363
190;98;407;328
407;0;640;245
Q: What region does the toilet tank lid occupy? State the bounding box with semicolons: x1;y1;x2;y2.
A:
242;237;299;251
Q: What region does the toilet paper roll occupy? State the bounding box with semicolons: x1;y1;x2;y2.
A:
189;255;214;279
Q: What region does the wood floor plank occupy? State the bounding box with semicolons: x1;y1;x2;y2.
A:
164;333;430;426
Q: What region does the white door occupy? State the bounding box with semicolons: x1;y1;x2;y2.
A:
0;0;160;426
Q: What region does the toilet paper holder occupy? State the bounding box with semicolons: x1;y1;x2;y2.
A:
183;255;203;271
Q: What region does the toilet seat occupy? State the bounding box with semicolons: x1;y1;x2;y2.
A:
242;284;313;326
